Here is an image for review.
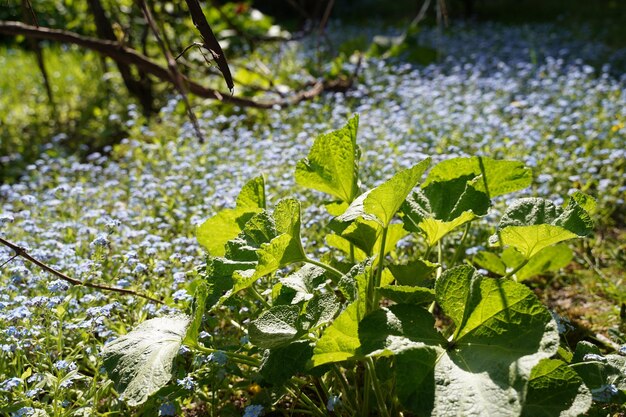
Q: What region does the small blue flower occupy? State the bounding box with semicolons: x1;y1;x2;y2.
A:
591;384;619;402
159;402;177;416
47;279;70;292
327;395;342;412
90;235;109;248
243;404;264;417
0;377;22;391
207;350;228;366
618;345;626;356
11;407;34;417
176;375;196;390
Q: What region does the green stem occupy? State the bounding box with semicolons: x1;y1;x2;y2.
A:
287;382;327;417
451;221;472;266
369;226;389;312
362;363;371;417
306;257;344;279
477;156;504;249
333;365;355;410
366;357;390;417
349;243;355;264
248;286;270;309
195;345;260;367
502;258;529;280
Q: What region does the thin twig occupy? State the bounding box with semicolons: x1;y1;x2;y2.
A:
0;236;164;305
0;254;18;269
137;0;205;143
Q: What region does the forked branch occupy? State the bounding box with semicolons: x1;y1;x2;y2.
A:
0;236;165;305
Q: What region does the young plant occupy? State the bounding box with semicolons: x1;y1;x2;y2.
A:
103;115;624;416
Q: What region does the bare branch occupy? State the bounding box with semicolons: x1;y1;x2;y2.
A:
0;21;354;109
0;236;165;305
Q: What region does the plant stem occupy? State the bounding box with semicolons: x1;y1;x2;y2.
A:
195;345;259;367
0;236;164;305
366;357;390;417
305;256;344;279
332;365;355;410
286;382;327;417
248;286;270;309
502;258;529;280
451;221;472;265
369;226;389;312
362;362;371;417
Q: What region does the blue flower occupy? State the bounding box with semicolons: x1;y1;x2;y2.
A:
327;395;342;412
243;404;264;417
159;402;177;416
176;375;196;390
0;377;22;391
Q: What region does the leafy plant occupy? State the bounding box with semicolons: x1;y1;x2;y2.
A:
102;115;620;416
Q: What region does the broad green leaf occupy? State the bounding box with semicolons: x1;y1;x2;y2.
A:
249;305;301;349
205;257;255;309
499;225;577;259
395;348;438;415
233;199;307;292
310;300;363;367
259;341;314;386
474;245;573;280
295;115;360;203
364;158;431;227
376;285;434;305
102;316;189;406
197;176;266;256
521;359;592;417
327;223;407;262
279;265;327;304
568;191;596;215
387;259;438;286
359;304;445;356
300;293;341;330
423;156;532;197
331;215;380;256
235;175;266;210
495;196;594;259
184;283;208;347
473;251;507;275
513;245;573;281
310;263;370;367
571;341;626;403
430;266;559;416
402;176;490;246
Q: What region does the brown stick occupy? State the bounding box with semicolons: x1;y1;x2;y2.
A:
184;0;234;91
0;21;346;109
137;0;205;142
0;236;165;305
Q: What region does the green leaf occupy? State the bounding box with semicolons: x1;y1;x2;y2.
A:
279;264;327;304
197;176;266;256
377;285;435;305
102;316;189;406
259;341;314;386
249;305;301;349
571;341;626;403
327;223;407;262
184;283;208;347
233;199;307;292
295;115;360;203
358;304;446;356
236;175;266;210
204;257;255;308
402;175;490;246
431;266;559;416
395;348;438;415
473;251;507;275
301;293;341;330
423;156;532;197
364;158;431;227
310;263;370;367
387;259;438;286
513;245;573;281
521;359;592;417
331;215;380;256
495;196;594;259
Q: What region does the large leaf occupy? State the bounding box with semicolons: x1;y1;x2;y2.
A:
310;263;370;367
295;115;360;203
521;359;592;417
376;285;434;305
571;341;626;404
423;156;532;197
495;196;594;259
327;223;407;261
402;175;490;246
259;341;314;386
387;259;438;286
233;199;307;292
474;244;573;281
279;264;327;304
249;305;301;349
197;176;266;256
359;265;559;416
363;158;431;227
102;316;189;406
